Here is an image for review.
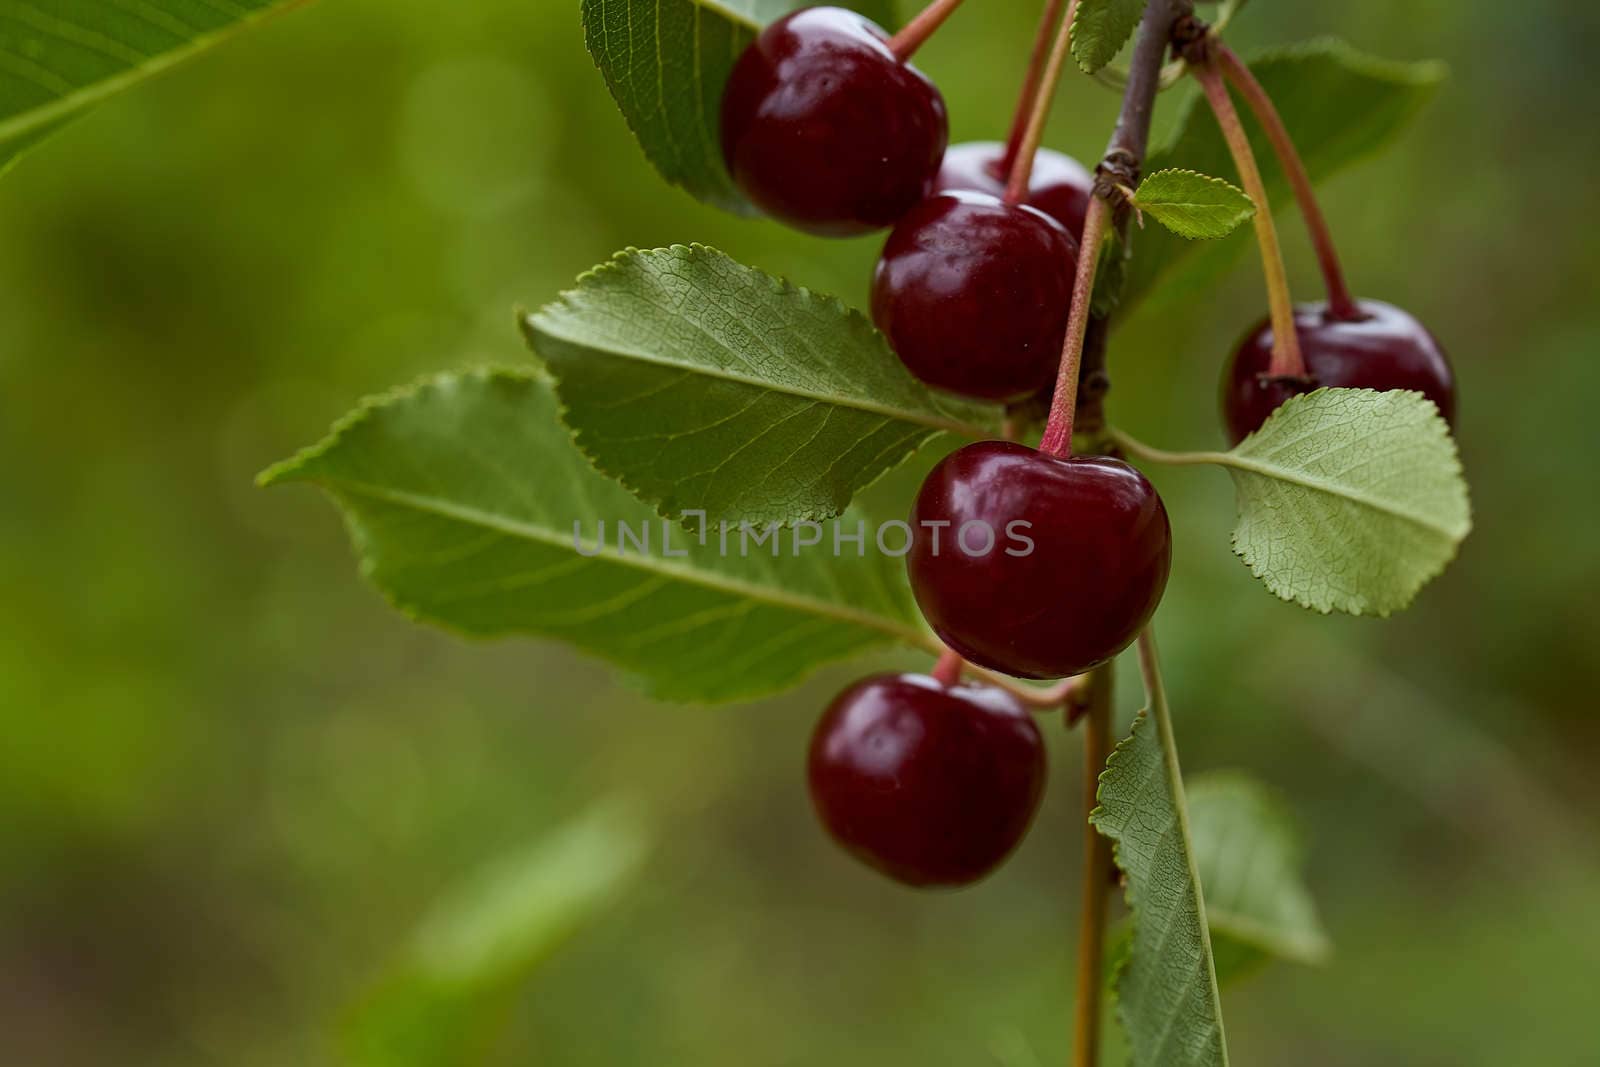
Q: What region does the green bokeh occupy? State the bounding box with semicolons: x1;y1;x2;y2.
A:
2;1;1598;1063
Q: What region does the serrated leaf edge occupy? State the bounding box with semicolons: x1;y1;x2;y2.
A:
1226;388;1472;617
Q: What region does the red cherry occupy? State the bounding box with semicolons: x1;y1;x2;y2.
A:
720;7;948;237
907;441;1171;679
1221;299;1458;444
808;672;1046;887
872;191;1078;401
933;141;1094;238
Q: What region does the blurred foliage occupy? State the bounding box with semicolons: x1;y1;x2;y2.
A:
1;0;1597;1064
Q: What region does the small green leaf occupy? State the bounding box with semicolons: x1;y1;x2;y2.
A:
1070;0;1149;73
344;801;649;1067
522;245;1000;527
1123;40;1446;313
1093;635;1230;1067
1221;388;1471;616
1131;169;1255;240
0;0;311;175
261;369;935;703
581;0;897;213
1188;773;1332;972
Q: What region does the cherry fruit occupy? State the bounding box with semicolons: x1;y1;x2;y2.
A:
721;7;948;237
907;441;1171;679
808;672;1046;887
933;141;1094;238
872;190;1078;400
1221;298;1457;445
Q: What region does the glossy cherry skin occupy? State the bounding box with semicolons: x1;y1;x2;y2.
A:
1221;299;1457;445
907;442;1172;680
720;7;948;237
872;191;1078;400
808;673;1046;887
933;141;1094;239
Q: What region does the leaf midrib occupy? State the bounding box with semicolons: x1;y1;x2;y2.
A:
304;473;937;651
526;312;991;439
1215;451;1468;538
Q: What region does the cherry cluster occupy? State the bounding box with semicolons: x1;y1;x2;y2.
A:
721;5;1455;889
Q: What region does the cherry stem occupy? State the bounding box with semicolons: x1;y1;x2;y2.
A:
1190;59;1305;379
1215;42;1360;320
1037;194;1110;457
1002;0;1080;204
888;0;970;62
1073;663;1115;1067
1000;0;1069;179
931;646;965;686
966;666;1087;711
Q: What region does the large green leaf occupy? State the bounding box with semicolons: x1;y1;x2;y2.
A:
1093;634;1229;1067
1070;0;1147;73
344;801;650;1067
1188;772;1331;979
521;245;999;527
0;0;310;175
1131;169;1255;240
1116;388;1470;616
581;0;898;213
1222;388;1468;616
261;369;936;703
1121;40;1446;313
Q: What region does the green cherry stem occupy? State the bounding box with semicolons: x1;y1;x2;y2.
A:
1190;59;1306;379
1215;41;1360;320
1002;0;1081;204
967;665;1087;711
1037;194;1110;456
999;0;1068;178
888;0;971;61
1073;663;1115;1067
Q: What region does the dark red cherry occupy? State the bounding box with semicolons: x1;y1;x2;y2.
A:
907;441;1171;680
933;141;1094;238
1221;298;1457;445
720;7;948;237
808;672;1046;887
872;191;1078;401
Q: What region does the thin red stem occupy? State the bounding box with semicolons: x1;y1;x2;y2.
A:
1037;195;1110;456
931;647;964;686
1002;0;1081;204
1216;42;1360;320
999;0;1067;177
888;0;969;61
1191;60;1305;379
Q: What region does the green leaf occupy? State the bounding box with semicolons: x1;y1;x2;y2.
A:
1131;169;1255;240
1188;772;1332;975
580;0;897;213
0;0;310;176
1070;0;1148;73
261;368;935;703
1122;40;1447;313
1093;634;1229;1067
1219;388;1470;616
344;801;649;1067
521;245;999;527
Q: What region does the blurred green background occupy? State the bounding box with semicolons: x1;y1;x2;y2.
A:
3;1;1598;1063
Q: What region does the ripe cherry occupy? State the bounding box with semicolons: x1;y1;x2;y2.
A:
907;441;1171;680
721;7;948;237
933;141;1094;238
872;191;1078;401
808;672;1046;887
1221;299;1457;445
